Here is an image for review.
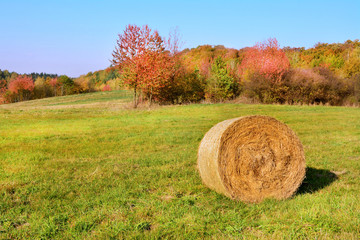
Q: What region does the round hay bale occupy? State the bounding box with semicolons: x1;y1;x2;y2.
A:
197;115;306;203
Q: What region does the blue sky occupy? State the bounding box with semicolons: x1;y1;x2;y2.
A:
1;0;359;77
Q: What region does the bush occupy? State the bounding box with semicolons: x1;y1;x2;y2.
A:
156;68;206;104
346;73;360;104
242;73;288;104
242;68;350;105
283;68;349;105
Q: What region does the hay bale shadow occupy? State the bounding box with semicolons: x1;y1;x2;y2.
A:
297;167;337;194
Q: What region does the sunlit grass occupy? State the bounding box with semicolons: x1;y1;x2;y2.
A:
0;93;359;239
0;90;132;110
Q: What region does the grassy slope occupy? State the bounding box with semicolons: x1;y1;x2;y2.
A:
0;91;359;239
0;90;132;110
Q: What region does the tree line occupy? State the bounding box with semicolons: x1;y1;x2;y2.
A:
0;69;118;104
1;25;359;106
111;25;360;106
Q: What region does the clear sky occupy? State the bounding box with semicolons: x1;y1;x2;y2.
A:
1;0;359;77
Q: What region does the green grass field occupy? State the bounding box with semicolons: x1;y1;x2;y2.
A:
1;91;359;239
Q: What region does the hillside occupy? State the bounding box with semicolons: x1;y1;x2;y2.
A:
0;90;132;110
1;94;359;239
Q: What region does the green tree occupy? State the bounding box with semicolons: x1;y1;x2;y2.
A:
58;75;74;96
34;77;46;99
206;57;239;101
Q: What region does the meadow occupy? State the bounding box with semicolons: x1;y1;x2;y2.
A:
0;91;359;239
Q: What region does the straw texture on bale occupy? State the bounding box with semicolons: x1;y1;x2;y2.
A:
198;115;306;203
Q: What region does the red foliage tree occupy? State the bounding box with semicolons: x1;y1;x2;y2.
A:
102;84;111;91
49;77;58;96
240;38;290;83
8;75;34;101
49;77;58;88
112;24;173;107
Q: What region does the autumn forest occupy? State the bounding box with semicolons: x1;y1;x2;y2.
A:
1;25;359;106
